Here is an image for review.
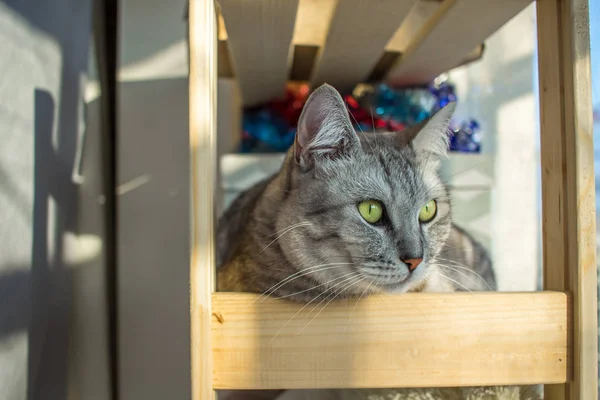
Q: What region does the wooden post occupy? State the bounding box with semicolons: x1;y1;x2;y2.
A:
537;0;597;399
189;0;217;399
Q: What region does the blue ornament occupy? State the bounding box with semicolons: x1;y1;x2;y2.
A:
449;118;481;153
241;107;297;153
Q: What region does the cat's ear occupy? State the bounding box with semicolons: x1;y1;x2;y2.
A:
410;102;455;158
294;84;358;169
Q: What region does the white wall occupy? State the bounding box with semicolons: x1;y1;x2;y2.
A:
448;3;540;291
113;1;192;399
0;1;110;399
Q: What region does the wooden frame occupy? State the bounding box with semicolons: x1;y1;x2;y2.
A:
189;0;597;399
189;0;217;399
536;0;597;398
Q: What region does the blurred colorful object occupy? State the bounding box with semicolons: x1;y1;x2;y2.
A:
240;84;309;153
240;77;482;153
449;119;481;153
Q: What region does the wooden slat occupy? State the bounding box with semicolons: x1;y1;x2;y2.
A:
310;0;417;93
217;0;495;90
219;0;299;106
189;0;217;399
212;292;568;390
536;0;598;399
292;0;337;46
385;0;441;53
386;0;531;86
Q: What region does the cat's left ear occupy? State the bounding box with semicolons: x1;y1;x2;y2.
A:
294;84;359;169
410;102;456;158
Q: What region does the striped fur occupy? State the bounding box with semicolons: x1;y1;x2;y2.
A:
215;85;538;400
216;85;496;298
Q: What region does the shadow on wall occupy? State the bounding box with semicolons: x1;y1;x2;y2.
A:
0;90;77;399
0;0;110;399
29;89;76;400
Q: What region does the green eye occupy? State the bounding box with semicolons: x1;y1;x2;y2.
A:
419;200;437;222
358;200;383;224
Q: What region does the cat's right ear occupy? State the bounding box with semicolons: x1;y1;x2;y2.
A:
294;84;358;169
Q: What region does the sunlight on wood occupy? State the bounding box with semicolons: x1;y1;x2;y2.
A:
189;0;217;399
212;292;568;390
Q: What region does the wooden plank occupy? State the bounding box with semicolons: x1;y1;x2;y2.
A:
189;0;218;399
310;0;417;93
292;0;337;46
536;0;598;399
386;0;531;86
219;0;299;106
211;292;568;390
386;0;441;53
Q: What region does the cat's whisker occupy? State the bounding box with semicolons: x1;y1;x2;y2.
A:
253;263;356;304
344;280;373;332
346;103;377;153
304;274;363;317
272;271;358;300
328;255;372;260
304;275;360;318
260;222;311;253
267;221;311;238
297;276;367;336
371;282;427;317
268;272;360;345
368;106;381;152
423;160;488;198
435;257;493;291
437;264;488;290
436;256;482;268
436;271;472;292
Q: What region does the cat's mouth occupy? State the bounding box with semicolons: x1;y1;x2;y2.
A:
358;264;428;292
359;271;410;288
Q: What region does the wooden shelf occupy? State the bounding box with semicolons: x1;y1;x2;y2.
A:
217;0;532;106
189;1;598;399
212;292;568;390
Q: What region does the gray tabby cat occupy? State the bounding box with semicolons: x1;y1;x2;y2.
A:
216;84;539;400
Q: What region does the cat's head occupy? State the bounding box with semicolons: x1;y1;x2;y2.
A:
275;84;454;295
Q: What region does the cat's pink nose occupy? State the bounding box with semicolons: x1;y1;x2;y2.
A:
402;258;423;272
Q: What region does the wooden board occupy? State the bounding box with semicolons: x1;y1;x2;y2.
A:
536;0;598;399
219;0;299;106
385;0;441;53
189;0;217;399
309;0;417;93
216;0;525;93
211;292;568;390
292;0;337;47
387;0;532;86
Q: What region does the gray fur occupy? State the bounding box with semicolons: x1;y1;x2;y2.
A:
217;84;495;298
216;84;538;400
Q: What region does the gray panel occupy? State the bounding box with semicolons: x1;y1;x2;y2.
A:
117;78;191;400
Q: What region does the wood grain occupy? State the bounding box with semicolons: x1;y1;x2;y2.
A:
292;0;337;47
385;0;441;53
309;0;417;93
536;0;598;399
189;0;218;399
212;292;567;390
217;0;526;91
219;0;299;106
386;0;531;86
